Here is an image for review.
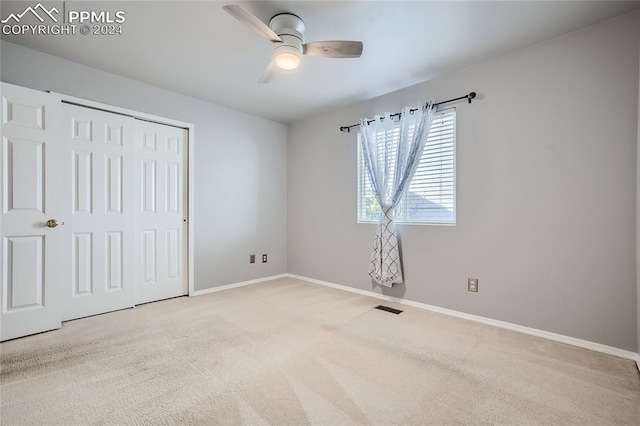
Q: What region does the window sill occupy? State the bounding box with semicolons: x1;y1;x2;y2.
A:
357;220;456;227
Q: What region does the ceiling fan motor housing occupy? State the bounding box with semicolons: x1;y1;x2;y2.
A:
270;13;305;55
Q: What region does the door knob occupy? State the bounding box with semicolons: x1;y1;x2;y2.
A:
45;219;62;228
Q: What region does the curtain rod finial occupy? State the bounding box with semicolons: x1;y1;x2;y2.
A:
468;92;477;103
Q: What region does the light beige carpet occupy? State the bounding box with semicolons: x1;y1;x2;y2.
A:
1;277;639;425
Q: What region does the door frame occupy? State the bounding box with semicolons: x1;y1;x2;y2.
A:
49;91;196;298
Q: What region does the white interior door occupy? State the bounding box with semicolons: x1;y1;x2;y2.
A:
1;85;190;339
60;104;136;321
135;120;187;304
0;83;63;341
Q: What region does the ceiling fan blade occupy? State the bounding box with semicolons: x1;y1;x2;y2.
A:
259;62;278;84
223;5;282;43
303;41;363;58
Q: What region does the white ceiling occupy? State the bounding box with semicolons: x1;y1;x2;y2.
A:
2;1;639;123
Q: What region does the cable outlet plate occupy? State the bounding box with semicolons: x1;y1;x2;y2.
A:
468;278;478;292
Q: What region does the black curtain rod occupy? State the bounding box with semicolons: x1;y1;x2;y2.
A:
339;91;476;132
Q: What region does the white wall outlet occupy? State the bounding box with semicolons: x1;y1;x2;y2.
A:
468;278;478;292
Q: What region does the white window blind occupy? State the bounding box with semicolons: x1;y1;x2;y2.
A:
357;109;456;225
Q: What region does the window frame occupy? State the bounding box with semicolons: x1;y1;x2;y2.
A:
356;108;457;226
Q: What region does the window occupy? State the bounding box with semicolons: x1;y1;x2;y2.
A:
357;109;456;225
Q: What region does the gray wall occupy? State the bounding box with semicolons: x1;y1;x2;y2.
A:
288;12;640;351
1;40;288;292
637;39;640;358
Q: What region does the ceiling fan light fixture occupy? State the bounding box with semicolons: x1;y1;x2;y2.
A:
273;43;302;70
274;52;301;70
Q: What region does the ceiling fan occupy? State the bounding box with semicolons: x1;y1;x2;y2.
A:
223;5;364;83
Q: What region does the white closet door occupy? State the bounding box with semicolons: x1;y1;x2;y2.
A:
135;121;187;304
61;104;136;321
0;83;63;341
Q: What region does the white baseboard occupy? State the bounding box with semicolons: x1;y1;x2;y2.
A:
287;273;639;363
191;274;287;296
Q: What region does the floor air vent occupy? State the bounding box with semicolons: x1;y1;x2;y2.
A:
374;305;403;315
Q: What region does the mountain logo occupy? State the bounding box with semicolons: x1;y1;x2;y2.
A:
1;3;59;24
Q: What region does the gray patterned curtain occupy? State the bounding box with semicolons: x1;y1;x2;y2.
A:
359;102;436;286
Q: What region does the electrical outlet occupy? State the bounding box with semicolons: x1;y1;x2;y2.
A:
262;254;267;263
249;254;255;264
468;278;478;292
